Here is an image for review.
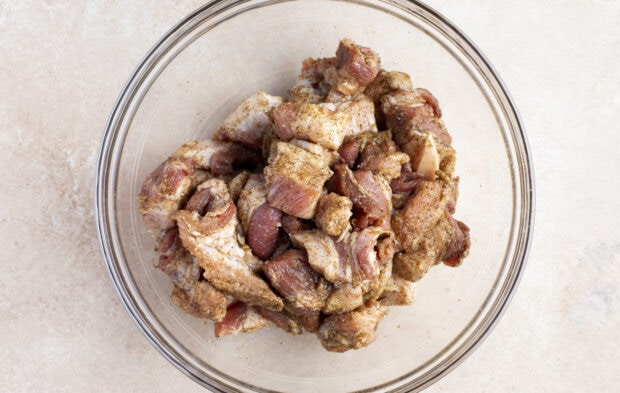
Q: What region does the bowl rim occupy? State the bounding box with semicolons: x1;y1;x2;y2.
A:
96;0;535;391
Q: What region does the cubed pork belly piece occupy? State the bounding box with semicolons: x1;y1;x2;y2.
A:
314;193;353;238
349;227;395;301
284;303;322;333
318;301;388;352
381;89;450;145
281;214;314;236
290;230;352;285
323;284;364;315
355;131;410;181
214;91;283;150
171;282;231;322
138;157;208;238
380;89;456;178
236;174;283;260
347;227;393;283
442;214;471;267
237;174;267;233
174;178;283;311
329;164;392;230
333;93;378;136
156;228;201;288
324;39;381;96
174;139;263;177
214;302;270;338
157;228;231;321
379;275;417;306
226;170;251;203
273;101;351;150
364;69;414;103
263;249;330;312
264;141;333;219
288;57;337;104
289;138;340;167
392;179;470;281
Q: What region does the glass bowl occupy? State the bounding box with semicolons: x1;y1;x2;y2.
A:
96;0;534;391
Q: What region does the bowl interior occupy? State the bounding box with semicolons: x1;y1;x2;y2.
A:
101;1;531;392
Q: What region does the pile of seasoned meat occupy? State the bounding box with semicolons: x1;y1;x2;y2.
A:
138;39;470;352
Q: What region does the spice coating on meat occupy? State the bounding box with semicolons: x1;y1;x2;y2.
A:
263;249;330;311
139;157;208;238
392;179;469;281
215;91;283;149
314;193;353;238
329;164;392;230
318;301;388;352
138;38;470;351
264;141;333;219
325;39;381;95
379;275;417;306
290;230;352;285
214;303;271;338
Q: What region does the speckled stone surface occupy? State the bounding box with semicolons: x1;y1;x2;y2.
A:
0;1;618;392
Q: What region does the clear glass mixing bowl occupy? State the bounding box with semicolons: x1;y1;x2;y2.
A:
96;1;534;391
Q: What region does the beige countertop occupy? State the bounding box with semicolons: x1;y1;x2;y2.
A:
1;1;618;391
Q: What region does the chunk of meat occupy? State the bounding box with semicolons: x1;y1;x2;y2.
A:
314;193;353;238
254;307;303;335
329;164;392;230
348;227;394;283
381;89;451;145
392;179;469;281
226;170;250;202
273;101;351;150
214;91;283;149
337;138;360;167
363;69;413;103
443;216;471;266
356;132;410;181
174;178;283;310
288;57;336;104
157;228;231;322
390;167;424;195
263;250;330;311
156;228;201;289
237;174;267;234
264;141;333;219
289;139;339;167
236;174;283;260
246;203;283;260
281;214;314;236
334;93;378;136
139;157;208;238
323;284;364;315
171;282;231;322
284;304;322;333
318;301;388;352
174;139;263;177
379;275;417;306
214;303;270;338
325;39;381;95
380;90;457;178
272;102;298;140
290;230;352;285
